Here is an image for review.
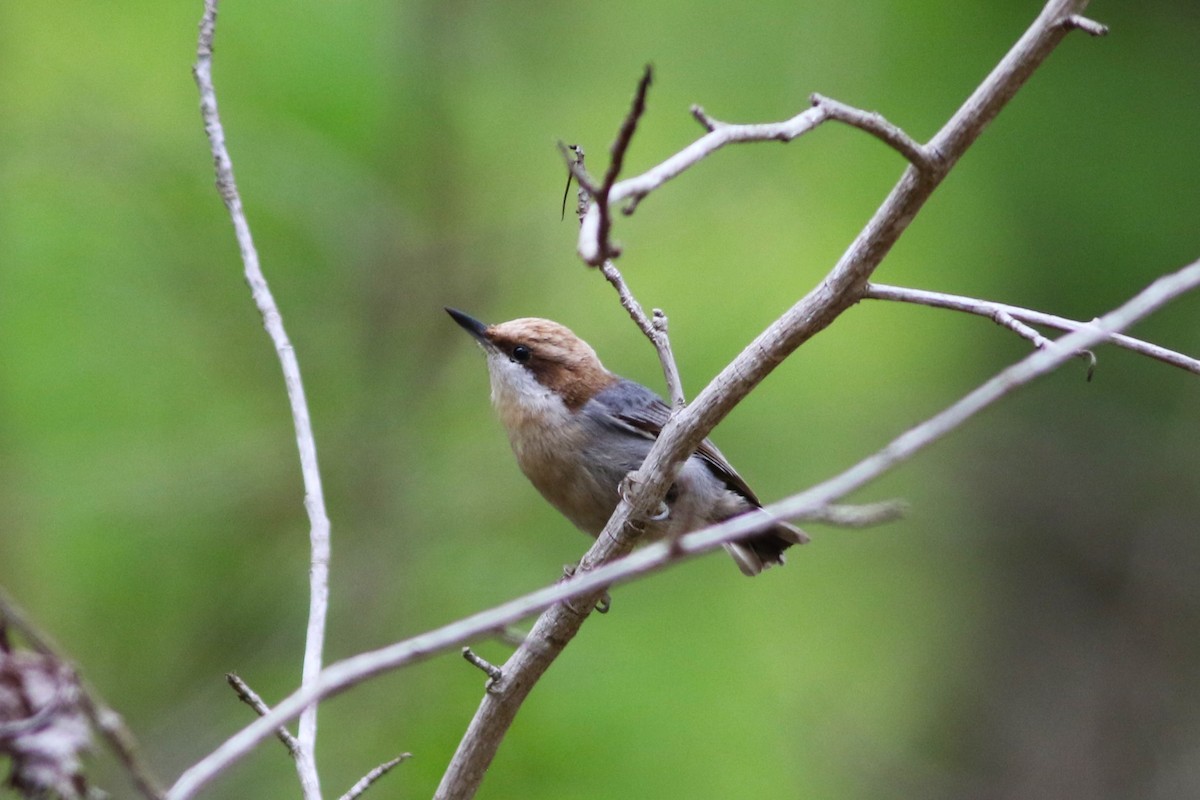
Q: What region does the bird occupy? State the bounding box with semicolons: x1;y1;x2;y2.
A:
446;307;807;576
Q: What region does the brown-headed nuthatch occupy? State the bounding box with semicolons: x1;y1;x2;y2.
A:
447;308;807;576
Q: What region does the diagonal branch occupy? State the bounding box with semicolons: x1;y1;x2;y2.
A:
865;283;1200;376
166;2;1118;798
563;142;688;408
599;260;687;408
438;2;1105;799
579;65;654;266
162;246;1200;800
192;2;329;798
226;674;301;758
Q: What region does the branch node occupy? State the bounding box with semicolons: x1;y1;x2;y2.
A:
690;104;722;132
1064;15;1109;37
461;648;503;685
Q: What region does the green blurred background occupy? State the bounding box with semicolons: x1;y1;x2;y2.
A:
2;1;1198;798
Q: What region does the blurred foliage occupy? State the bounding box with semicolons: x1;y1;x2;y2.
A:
1;0;1198;798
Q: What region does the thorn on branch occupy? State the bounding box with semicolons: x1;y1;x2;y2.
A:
461;648;503;684
1064;15;1109;37
690;104;722;132
810;93;935;172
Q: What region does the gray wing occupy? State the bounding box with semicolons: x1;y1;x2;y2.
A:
586;379;763;506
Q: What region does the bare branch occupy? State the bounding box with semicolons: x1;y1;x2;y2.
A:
995;309;1097;379
162;259;1200;800
865;283;1200;376
0;590;164;800
192;2;329;798
436;3;1106;798
1064;15;1109;36
338;754;411;800
809;93;935;171
801;500;908;528
226;674;301;758
461;649;503;684
689;104;722;132
166;3;1130;798
567;145;687;409
579;104;827;263
578;65;654;266
603;65;653;198
598;261;687;408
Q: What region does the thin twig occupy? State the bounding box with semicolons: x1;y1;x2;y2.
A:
992;307;1097;379
800;500;909;528
598;261;687;408
461;648;503;683
809;93;935;171
651;310;686;409
338;754;411;800
192;3;329;798
587;64;654;266
579;104;827;263
689;104;722;132
1064;15;1109;36
226;674;301;758
566;143;688;408
864;283;1200;376
0;590;165;800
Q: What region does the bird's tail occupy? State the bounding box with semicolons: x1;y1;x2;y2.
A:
723;513;808;577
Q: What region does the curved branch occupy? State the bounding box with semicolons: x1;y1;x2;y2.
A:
192;2;329;798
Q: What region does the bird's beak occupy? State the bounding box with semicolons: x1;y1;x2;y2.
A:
445;307;491;345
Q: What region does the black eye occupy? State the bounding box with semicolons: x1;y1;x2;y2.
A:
511;345;532;363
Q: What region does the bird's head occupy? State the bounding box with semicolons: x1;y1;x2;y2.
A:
446;308;617;416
